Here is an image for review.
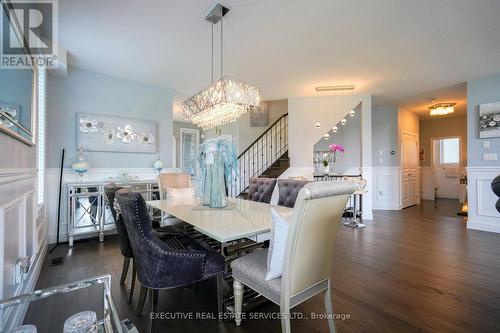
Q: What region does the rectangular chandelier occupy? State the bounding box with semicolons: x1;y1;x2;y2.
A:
428;102;456;116
183;77;260;130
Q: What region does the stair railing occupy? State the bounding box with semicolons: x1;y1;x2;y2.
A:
230;113;288;197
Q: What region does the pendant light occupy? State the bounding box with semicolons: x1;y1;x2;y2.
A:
183;4;260;130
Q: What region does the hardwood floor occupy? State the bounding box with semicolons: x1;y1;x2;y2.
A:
25;199;500;332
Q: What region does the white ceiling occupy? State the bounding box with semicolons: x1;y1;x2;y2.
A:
59;0;500;106
397;82;467;120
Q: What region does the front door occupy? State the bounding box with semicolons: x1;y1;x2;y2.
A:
401;132;418;208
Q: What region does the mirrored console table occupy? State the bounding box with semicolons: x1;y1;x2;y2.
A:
66;180;160;247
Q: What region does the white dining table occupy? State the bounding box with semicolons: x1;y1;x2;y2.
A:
146;196;293;243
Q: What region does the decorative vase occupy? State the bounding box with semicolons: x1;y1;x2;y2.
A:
71;148;89;181
330;152;336;174
153;159;163;174
323;164;329;175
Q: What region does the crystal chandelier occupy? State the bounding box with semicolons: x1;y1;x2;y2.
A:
428;102;456;116
183;4;260;130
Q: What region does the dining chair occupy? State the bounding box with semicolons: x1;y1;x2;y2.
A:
157;172;192;229
247;177;277;203
277;179;310;208
158;172;192;195
115;190;225;332
104;184;188;303
104;183;136;303
231;181;357;333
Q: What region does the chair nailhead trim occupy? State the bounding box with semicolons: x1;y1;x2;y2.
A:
123;195;205;259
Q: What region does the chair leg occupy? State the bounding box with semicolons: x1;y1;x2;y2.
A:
128;260;137;303
147;289;158;333
324;279;337;333
120;257;130;285
136;285;148;316
233;280;244;326
216;275;223;323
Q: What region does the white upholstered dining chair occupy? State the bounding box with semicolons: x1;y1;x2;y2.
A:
157;172;192;228
231;181;357;333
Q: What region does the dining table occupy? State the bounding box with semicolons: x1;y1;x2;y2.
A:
146;196;292;243
146;196;293;319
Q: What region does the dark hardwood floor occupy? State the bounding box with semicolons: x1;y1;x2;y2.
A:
25;199;500;332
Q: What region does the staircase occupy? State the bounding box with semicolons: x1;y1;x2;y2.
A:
230;113;289;198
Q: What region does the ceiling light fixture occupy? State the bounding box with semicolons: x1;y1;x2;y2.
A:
183;4;260;130
332;126;338;133
428;102;456;116
341;118;347;126
315;85;356;92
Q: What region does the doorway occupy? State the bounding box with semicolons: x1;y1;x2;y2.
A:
432;136;461;199
180;128;200;176
401;132;419;208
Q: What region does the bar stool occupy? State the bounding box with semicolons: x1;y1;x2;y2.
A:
343;178;367;228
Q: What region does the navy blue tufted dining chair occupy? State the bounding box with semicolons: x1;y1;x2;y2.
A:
115;189;225;332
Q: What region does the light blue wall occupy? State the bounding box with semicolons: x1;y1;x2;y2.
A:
372;106;399;167
467;74;500;167
314;107;361;173
47;67;173;168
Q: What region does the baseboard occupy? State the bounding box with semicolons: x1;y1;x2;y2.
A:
467;219;500;233
3;238;48;331
373;203;401;210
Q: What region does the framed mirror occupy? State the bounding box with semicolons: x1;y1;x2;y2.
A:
0;2;36;145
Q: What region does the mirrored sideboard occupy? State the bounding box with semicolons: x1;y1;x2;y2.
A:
66;180;160;247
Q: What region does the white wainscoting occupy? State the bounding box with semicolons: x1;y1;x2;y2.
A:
372;166;401;210
46;167;180;243
420;166;435;201
467;166;500;233
0;169;47;331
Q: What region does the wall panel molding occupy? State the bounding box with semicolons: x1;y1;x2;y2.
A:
467;167;500;233
0;170;46;330
372;167;401;210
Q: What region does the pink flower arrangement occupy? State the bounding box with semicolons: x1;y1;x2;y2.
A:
329;143;345;153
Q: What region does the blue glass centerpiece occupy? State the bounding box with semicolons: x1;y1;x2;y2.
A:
197;135;238;208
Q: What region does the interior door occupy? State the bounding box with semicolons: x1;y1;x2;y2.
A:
180;128;200;176
401;132;418;208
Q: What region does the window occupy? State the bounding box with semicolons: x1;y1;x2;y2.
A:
439;137;459;165
37;68;46;206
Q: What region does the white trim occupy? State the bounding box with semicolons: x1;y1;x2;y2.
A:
0;169;37;186
466;166;500;172
466;166;500;233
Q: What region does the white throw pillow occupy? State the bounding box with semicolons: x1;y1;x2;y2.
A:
265;208;292;281
166;187;195;199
